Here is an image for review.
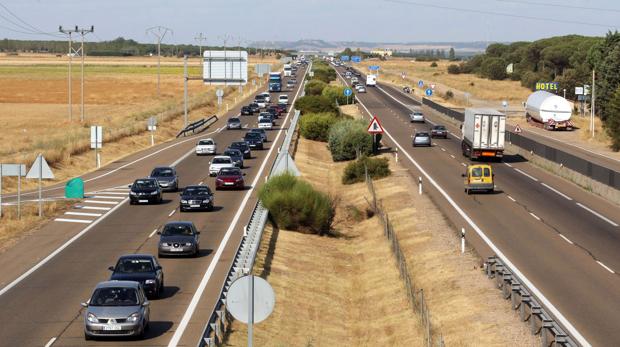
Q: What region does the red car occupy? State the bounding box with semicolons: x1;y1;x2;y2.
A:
215;167;246;190
274;104;287;115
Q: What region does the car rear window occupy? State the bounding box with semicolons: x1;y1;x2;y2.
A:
198;140;213;145
471;167;482;177
484;168;491;177
213;157;231;164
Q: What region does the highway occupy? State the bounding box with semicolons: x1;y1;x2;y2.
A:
0;65;307;347
336;66;620;346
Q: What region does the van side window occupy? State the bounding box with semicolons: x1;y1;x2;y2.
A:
484;168;491;177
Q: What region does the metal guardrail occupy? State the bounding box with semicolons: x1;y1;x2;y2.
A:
176;115;218;138
422;97;620;189
197;70;309;347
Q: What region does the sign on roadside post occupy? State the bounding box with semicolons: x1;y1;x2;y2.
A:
418;80;424;88
227;275;275;347
26;154;54;217
148;117;157;146
344;87;352;104
425;88;433;97
90;126;103;169
0;163;26;219
216;88;224;109
351;56;361;63
367;116;384;155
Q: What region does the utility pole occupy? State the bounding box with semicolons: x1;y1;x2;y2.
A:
194;32;206;59
146;26;173;98
219;34;232;86
78;26;94;122
60;25;94;122
238;36;244;94
59;26;77;122
591;69;596;138
184;55;188;128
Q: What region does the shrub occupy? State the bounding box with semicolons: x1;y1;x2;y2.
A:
328;119;373;161
430;62;438;67
259;173;334;235
445;90;454;99
295;95;338;114
305;79;327;95
312;68;337;83
480;57;507;80
520;71;543;90
322;85;352;105
299;112;339;142
447;64;461;74
342;156;391;185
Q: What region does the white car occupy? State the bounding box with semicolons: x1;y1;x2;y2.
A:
356;86;367;93
351;77;359;83
410;111;425;123
259;92;270;103
195;138;216;155
278;94;289;105
209;156;235;176
258;117;273;130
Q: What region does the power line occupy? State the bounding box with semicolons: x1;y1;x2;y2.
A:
0;2;63;38
384;0;618;29
494;0;620;13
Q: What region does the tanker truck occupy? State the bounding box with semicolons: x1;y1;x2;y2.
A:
525;91;573;130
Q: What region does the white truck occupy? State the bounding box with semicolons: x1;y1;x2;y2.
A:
461;108;506;161
366;74;377;87
283;64;292;77
525;91;573;130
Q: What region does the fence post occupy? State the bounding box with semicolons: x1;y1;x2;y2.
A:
418;177;422;195
461;228;465;254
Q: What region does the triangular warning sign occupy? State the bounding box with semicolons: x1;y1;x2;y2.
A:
514;124;522;134
367;116;385;134
26;154;55;179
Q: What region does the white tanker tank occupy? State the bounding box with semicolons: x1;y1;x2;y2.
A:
525;91;573;130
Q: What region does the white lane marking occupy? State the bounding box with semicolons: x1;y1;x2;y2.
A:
559;234;574;245
54;218;93;224
44;337;57;347
541;183;573;201
596;260;615;274
351;83;591;347
504;162;513;168
83;200;118;205
91;195;126;200
461;162;467;167
90;191;127;195
199;181;204;185
449;132;459;137
76;206;111;211
576;203;619;227
65;211;103;217
507;195;516;202
168;65;309;347
441;148;446;152
514;168;539;182
529;212;541;221
168;209;176;217
450;154;456;159
149;229;158;238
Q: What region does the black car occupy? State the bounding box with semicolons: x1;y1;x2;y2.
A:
248;103;260;114
129;178;162;204
158;221;200;257
248;128;267;142
179;185;214;212
149;166;179;192
266;105;281;118
223;148;244;168
244;132;264;150
240;105;253;115
227;117;242;130
108;254;164;298
431;125;448;139
230;141;252;159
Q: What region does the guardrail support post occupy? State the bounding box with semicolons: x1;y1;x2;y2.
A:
520;294;531;321
541;319;553;346
530;306;542;335
511;283;521;309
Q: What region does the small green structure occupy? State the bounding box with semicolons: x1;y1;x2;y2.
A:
65;177;84;198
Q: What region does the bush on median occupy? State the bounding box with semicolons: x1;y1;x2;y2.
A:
299;112;340;142
305;79;327;96
259;173;334;235
342;156;391;185
327;119;373;161
322;85;353;105
295;95;338;114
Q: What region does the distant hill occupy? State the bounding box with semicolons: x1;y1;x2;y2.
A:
250;39;490;53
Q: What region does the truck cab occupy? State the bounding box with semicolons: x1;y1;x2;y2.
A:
462;164;494;194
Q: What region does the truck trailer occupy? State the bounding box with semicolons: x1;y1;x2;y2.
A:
525;91;573;130
461;108;506;161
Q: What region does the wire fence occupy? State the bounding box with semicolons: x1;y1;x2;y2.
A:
364;165;444;347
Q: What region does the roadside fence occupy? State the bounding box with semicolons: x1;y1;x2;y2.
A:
364;165;444;347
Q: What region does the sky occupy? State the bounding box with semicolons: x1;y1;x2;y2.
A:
1;0;618;45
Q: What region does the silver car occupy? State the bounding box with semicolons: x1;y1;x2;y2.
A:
82;281;150;340
410;111;425;123
413;132;432;147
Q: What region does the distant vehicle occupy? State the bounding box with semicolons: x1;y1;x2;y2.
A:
244;131;265;149
289;78;297;84
431;125;448;138
357;86;367;93
108;254;164;298
157;221;200;257
267;105;282;117
366;74;377;86
129;178;162;205
229;141;251;159
259;92;271;103
82;281;150;340
215;167;246;190
195;138;216;155
461;108;505;160
149;166;179;192
286;80;295;89
351;81;359;88
209;156;235;176
462;164;495;194
254;95;267;108
249;128;268;142
248;103;260;113
410;110;425;123
269;72;282;92
240;105;253;115
525;91;573;130
283;63;292;77
274;103;287;114
351;76;359;84
412;132;432;147
345;71;352;78
227;117;242;130
223;148;244;168
258;117;273;130
278;94;289;105
179;185;214;212
403;86;411;93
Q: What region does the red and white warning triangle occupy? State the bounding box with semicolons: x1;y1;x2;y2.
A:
367;116;385;134
514;124;522;133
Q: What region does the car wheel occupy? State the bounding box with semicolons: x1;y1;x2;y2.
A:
207;204;214;212
194;248;199;257
84;332;92;341
466;189;471;195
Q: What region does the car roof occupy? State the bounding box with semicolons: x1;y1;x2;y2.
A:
213;155;232;159
96;280;141;289
117;254;155;261
135;178;157;182
199;138;214;141
164;220;195;227
152;166;173;170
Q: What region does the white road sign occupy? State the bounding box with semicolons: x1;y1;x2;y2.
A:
226;275;275;324
90;126;103;149
26;155;54;179
203;50;248;85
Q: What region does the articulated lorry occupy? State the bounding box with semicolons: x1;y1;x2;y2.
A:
461;108;506;161
269;72;282;92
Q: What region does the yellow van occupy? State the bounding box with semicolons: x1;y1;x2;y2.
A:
463;164;494;194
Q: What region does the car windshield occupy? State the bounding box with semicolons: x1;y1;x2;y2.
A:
116;258;154;273
90;287;139;306
246;133;261;138
183;186;211;195
134;180;157;189
151;168;173;177
250;129;263;133
219;168;241;176
198;140;213;146
162;224;194;236
213;157;231;164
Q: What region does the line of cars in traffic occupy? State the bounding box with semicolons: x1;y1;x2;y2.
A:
80;70;297;341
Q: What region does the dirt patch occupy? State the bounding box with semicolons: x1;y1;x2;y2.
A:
339;104;363;120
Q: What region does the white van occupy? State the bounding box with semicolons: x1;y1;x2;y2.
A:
366;74;377;87
278;94;289;105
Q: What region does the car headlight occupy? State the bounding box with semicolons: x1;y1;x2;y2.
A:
185;242;193;246
145;279;156;285
161;242;169;247
87;312;98;323
150;191;159;195
181;200;188;203
127;312;141;323
130;191;137;196
203;199;210;203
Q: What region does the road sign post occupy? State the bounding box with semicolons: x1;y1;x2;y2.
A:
148;117;157;146
26;154;55;217
226;275;275;347
0;164;26;219
367;116;385;154
90;126;103;168
344;87;352;105
425;88;433;97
